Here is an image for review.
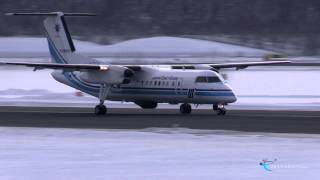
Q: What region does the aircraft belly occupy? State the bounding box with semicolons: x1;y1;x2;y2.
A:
108;89;182;103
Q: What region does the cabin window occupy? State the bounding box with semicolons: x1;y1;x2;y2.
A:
154;81;157;86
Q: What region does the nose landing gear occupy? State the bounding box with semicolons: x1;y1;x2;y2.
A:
213;104;227;115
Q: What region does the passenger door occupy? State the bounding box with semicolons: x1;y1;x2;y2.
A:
187;88;195;99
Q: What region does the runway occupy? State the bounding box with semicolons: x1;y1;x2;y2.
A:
0;106;319;134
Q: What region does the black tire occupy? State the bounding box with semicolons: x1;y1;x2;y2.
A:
180;103;192;114
94;105;107;115
213;105;218;111
217;108;227;116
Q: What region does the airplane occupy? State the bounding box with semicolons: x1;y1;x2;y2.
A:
1;12;290;115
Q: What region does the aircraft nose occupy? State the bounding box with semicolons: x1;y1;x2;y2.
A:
230;90;237;103
225;84;237;103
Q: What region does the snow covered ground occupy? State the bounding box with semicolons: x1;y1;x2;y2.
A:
0;127;319;180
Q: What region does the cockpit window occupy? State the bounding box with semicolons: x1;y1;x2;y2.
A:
195;77;207;83
207;76;221;83
196;76;221;83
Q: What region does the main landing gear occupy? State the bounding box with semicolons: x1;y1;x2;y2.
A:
213;104;227;115
180;103;192;114
94;84;110;115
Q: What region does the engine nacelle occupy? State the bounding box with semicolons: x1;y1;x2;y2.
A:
79;65;134;84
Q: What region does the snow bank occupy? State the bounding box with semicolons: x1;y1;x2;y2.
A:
0;36;271;57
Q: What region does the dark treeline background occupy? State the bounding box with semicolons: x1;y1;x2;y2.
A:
1;0;320;55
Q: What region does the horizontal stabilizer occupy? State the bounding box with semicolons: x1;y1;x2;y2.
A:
0;62;108;72
5;12;96;17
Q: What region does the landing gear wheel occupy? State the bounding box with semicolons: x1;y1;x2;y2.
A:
217;108;227;116
213;105;218;111
180;103;192;114
94;105;107;115
214;104;227;116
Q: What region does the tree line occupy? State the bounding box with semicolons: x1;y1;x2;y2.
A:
1;0;319;55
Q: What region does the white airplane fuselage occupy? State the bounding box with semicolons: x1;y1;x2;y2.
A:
52;66;237;106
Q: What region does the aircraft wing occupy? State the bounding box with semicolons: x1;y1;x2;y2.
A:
0;62;109;71
0;60;290;71
208;60;291;70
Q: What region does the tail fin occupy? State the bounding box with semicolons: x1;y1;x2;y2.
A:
6;12;96;64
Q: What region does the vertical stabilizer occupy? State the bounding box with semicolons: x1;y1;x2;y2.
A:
6;12;96;64
44;12;76;56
